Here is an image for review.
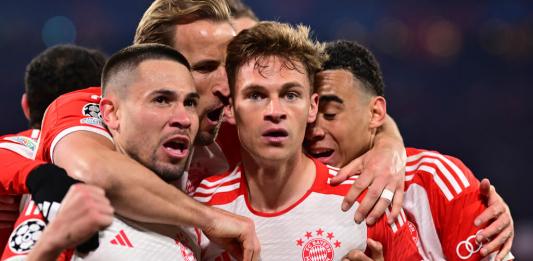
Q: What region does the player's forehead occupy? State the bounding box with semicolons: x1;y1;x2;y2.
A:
172;20;235;63
131;59;195;94
316;69;356;99
236;56;310;89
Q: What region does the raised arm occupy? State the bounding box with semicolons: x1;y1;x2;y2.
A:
52;131;260;260
332;115;406;224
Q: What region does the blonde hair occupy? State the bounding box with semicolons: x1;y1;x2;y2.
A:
226;21;326;94
134;0;231;46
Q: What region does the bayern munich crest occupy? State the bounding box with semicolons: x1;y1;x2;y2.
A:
296;228;341;261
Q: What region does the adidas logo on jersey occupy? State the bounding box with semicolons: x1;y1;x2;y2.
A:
110;230;133;248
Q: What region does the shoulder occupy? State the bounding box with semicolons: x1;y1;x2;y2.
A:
192;166;243;205
313;161;361;198
0;130;39;158
405;147;479;202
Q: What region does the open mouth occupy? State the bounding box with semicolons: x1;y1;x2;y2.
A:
308;148;334;159
162;137;190;158
262;129;289;138
206;106;224;122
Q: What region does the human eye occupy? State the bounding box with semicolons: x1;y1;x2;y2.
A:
184;97;198;108
247;91;265;101
285;91;301;101
153;95;170;105
323;112;337;120
192;61;219;74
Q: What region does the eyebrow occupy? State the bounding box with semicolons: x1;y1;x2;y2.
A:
186;92;200;100
319;95;343;104
151;89;177;97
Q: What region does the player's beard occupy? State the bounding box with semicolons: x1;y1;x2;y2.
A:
194;119;222;146
126;146;186;183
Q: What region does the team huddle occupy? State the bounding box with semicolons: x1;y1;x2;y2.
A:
0;0;515;260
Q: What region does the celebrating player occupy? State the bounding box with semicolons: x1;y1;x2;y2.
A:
0;44;106;251
193;21;421;260
304;40;514;261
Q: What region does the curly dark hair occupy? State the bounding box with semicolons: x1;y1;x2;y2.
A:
25;44;107;128
323;40;385;97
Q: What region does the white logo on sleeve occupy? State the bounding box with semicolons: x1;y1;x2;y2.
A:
456;230;483;260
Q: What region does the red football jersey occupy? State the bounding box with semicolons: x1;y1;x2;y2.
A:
4;87;111;260
403;147;512;260
0;129;43;253
0;129;43;195
194;158;421;260
35;87;112;163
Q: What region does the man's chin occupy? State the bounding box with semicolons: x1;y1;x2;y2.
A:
194;129;219;146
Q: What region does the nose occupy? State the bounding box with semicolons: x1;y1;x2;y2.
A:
212;67;230;103
264;98;287;123
169;106;192;129
306;121;325;141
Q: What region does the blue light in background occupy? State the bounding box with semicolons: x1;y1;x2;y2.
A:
41;16;76;47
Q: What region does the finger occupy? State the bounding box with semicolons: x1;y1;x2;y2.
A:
353;183;382;224
353;175;388;223
389;180;404;224
332;156;363;185
495;234;513;261
365;184;396;225
342;174;372;215
479;178;491;198
475;203;504;227
480;227;513;257
367;239;384;260
476;213;510;241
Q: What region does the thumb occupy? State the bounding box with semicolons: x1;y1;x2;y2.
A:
332;156;363;185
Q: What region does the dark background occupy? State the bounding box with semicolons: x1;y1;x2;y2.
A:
0;0;531;258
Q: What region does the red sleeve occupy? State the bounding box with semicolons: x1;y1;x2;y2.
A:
405;148;488;261
434;156;487;261
1;199;47;259
367;208;422;260
36;87;112;163
0;148;43;195
1;199;73;260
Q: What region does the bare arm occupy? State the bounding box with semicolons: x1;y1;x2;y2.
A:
332;115;406;224
53;131;260;260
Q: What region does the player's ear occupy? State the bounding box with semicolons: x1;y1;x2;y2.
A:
21;93;30;120
308;93;319;123
224;97;236;125
369;96;386;128
100;97;120;130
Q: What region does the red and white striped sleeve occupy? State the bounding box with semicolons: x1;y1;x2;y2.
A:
405;147;488;261
367;206;422;260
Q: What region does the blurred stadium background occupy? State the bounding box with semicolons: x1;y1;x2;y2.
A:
0;0;531;258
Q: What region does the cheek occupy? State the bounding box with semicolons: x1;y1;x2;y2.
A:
191;73;210;94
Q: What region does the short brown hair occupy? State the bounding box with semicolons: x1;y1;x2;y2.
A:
226;21;326;94
227;0;258;21
134;0;232;46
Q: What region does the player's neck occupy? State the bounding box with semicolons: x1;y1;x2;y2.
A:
241;150;316;213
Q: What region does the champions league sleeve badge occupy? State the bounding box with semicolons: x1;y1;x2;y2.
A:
82;103;102;119
8;219;46;254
